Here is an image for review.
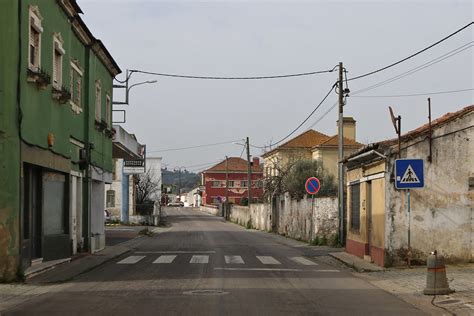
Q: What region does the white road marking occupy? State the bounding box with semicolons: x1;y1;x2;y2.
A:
135;251;216;254
256;256;281;265
289;257;318;265
225;256;245;264
190;255;209;264
153;255;177;264
214;267;339;272
117;256;146;264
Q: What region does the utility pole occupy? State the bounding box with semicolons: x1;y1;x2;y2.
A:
225;156;229;219
337;62;345;245
246;137;252;207
178;168;181;198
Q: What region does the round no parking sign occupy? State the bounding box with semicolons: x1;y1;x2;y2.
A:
305;177;321;195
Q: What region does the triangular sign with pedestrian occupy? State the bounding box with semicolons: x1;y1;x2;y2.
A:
400;164;420;183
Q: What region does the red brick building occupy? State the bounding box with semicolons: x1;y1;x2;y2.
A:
202;157;264;205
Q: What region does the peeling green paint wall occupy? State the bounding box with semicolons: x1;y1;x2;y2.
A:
0;0;21;282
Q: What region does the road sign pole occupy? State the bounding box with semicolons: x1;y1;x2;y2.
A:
407;189;411;268
311;194;315;241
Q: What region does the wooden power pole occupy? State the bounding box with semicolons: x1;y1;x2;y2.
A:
246;137;252;207
337;62;345;245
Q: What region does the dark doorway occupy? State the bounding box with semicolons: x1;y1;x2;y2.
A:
22;164;43;268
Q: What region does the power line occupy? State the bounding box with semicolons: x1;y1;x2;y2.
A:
255;82;337;149
351;42;473;95
351;88;474;98
129;66;337;80
347;22;473;82
306;101;339;130
147;139;241;153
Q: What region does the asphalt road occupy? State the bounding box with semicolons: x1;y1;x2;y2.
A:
6;208;425;315
105;225;143;246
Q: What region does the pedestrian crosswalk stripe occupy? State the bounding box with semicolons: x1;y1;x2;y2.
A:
256;256;281;265
190;255;209;263
289;257;318;266
225;255;245;264
117;256;146;264
153;255;177;264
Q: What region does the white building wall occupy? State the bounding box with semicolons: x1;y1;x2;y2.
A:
385;111;473;264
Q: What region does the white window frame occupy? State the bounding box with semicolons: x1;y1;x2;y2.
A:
240;180;248;188
95;81;102;122
227;180;235;188
211;180;221;188
28;6;43;71
70;61;83;114
52;33;65;89
105;94;111;127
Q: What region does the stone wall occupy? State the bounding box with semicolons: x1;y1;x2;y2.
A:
200;204;221;216
229;194;338;243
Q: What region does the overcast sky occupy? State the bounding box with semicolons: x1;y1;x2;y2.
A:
79;0;473;171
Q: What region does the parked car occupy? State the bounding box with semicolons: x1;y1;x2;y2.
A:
167;201;184;207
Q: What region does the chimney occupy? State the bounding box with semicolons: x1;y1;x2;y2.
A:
337;117;356;141
252;157;260;167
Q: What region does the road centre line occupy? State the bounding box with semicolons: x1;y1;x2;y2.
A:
214;268;340;272
135;251;216;254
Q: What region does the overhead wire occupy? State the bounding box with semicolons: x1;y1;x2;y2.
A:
350;41;474;95
253;82;337;149
128;66;338;80
147;139;241;153
347;21;473;82
351;88;474;98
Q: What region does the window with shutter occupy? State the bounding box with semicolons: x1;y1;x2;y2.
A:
28;7;43;71
106;94;111;127
52;35;65;88
95;81;101;121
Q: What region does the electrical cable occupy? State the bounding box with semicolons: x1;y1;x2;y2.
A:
347;22;473;82
351;88;474;98
129;66;338;80
254;82;337;149
351;42;474;95
147;139;242;153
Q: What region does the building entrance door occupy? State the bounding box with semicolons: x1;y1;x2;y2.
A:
366;181;372;259
22;164;43;268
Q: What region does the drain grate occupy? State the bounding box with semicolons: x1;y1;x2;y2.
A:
183;290;229;296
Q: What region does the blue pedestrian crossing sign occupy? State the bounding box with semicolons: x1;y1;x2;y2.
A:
395;159;424;189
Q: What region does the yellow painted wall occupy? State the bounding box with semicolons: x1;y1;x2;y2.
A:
346;160;386;249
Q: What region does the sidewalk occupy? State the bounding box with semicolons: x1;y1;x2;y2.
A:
330;252;474;315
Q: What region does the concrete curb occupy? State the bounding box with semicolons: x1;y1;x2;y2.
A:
328;252;384;272
26;237;145;284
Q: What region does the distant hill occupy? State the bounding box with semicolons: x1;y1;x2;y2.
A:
161;168;200;193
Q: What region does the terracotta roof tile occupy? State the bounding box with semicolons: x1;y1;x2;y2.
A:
262;130;330;157
315;135;364;148
381;105;473;146
204;157;262;173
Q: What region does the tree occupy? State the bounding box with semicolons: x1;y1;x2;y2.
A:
134;169;160;205
283;159;337;199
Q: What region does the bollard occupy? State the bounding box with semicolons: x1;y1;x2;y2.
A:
423;251;454;295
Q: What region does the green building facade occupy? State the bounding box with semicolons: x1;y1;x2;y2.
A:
0;0;120;281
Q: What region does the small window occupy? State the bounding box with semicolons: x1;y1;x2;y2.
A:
211;181;220;188
106;190;115;207
227;180;234;188
95;81;102;121
106;94;111;127
350;183;360;230
28;6;43;71
240;180;248;188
